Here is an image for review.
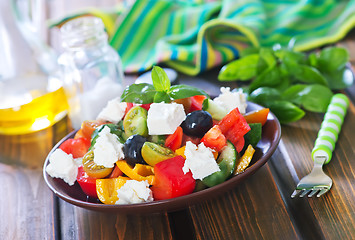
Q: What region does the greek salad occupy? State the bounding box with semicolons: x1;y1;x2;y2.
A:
46;66;269;205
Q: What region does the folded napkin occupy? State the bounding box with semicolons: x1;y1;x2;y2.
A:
52;0;355;76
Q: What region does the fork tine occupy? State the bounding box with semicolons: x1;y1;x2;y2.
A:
317;188;329;197
300;189;311;197
308;189;319;197
291;190;301;198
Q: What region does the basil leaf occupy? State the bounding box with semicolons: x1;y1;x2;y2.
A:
323;67;354;90
259;48;276;69
168;84;208;100
266;100;305;124
218;54;259;81
307;52;318;68
318;47;349;72
154;91;171;103
291;65;327;86
256;56;268;74
300;84;333;112
282;84;308;105
151;66;171;91
120;83;156;104
275;48;305;64
248;87;281;105
249;66;281;93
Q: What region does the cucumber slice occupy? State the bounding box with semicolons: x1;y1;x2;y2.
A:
202;141;237;187
202;98;228;121
244;123;262;147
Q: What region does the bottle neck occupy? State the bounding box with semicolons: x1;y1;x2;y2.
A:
60;17;109;51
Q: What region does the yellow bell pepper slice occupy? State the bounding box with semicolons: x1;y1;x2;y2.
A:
116;160;155;185
175;146;186;159
234;144;255;175
96;176;130;204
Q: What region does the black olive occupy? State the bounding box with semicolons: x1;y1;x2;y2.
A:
181;110;213;137
123;134;147;167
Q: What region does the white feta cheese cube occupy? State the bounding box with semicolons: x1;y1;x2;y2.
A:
182;141;220;180
116;180;154;204
93;126;125;168
96;98;127;124
147;102;186;135
45;149;78;186
213;87;247;114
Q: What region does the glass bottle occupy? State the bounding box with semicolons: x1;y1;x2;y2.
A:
0;0;68;135
58;16;125;129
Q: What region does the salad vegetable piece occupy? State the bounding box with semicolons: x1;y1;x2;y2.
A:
46;66;268;204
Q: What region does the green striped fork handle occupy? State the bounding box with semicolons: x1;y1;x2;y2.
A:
311;93;349;164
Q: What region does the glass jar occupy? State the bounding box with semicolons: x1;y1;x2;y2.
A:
58;16;125;129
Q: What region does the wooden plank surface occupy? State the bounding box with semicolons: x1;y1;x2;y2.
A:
270;103;355;239
0;118;69;240
189;166;298;240
59;200;174;240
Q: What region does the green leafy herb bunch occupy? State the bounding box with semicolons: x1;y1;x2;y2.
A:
218;45;353;124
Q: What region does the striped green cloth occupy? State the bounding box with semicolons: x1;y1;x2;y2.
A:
53;0;355;76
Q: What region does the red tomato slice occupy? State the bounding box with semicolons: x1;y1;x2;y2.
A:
81;120;105;139
189;95;207;112
77;166;98;198
140;103;152;111
151;156;195;200
218;108;250;149
59;138;90;158
200;125;227;152
107;165;123;178
243;108;269;126
165;126;183;151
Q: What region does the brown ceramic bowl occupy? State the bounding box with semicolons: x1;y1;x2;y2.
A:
43;102;281;214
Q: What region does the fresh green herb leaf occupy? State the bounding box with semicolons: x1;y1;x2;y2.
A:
120;83;156;104
282;84;308;105
248;87;281;105
307;52;318;68
259;48;276;69
318;47;349;72
168;84;208;100
323;67;354;90
266;100;305;124
275;48;305;63
299;84;333;112
249;66;281;93
218;54;259;81
154;91;171;103
151;66;171;91
290;65;327;86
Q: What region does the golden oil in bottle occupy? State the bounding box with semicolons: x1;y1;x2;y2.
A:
0;76;69;135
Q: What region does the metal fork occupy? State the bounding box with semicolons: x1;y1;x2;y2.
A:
291;93;349;198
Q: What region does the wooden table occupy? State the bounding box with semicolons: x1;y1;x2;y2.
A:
1;9;355;239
